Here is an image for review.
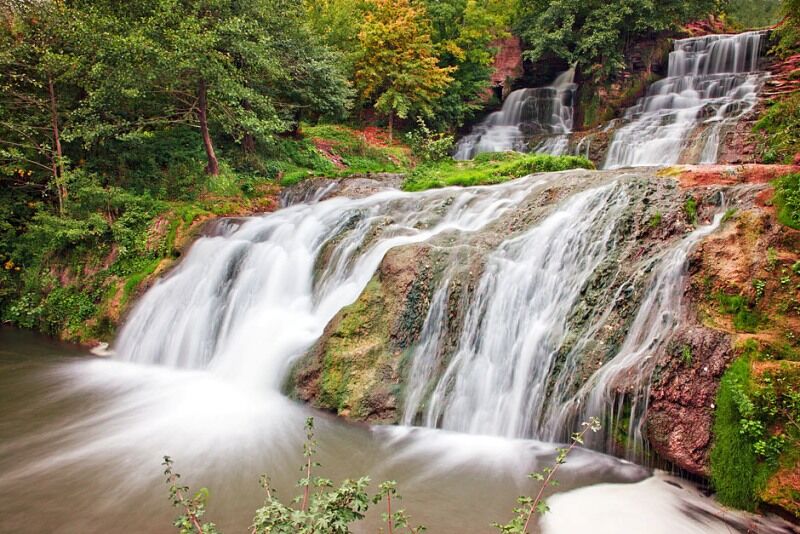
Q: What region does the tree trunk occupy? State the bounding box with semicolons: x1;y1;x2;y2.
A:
197;79;219;176
48;75;66;215
242;100;255;153
387;112;393;144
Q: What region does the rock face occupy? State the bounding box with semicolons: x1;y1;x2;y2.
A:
291;244;433;423
647;326;734;476
488;36;523;100
286;167;798;512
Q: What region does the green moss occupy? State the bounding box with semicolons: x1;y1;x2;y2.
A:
402;152;594;192
717;293;760;332
711;356;769;510
317;277;390;414
121;258;162;308
773;173;800;230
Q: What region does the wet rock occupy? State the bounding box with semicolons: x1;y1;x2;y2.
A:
647;327;734;476
289;244;433;423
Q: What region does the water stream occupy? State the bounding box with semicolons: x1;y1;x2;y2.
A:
603;31;767;168
454;69;577;160
1;172;795;533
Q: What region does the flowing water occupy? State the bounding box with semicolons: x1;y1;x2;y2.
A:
454;69;577;160
603;31;767;169
1;172;795;533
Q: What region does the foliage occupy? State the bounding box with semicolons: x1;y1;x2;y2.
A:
403;152;594;191
772;0;800;58
773;173;800;229
165;418;424;534
422;0;512;129
493;418;601;533
724;0;782;29
354;0;455;134
756;94;800;165
405;118;455;162
711;344;800;512
516;0;721;79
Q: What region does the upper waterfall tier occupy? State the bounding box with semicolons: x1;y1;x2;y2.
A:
454;69;577;160
603;31;767;169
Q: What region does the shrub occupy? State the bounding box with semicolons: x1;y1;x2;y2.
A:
405;119;454;163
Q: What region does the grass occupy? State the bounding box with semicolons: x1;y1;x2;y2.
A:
684;197;698;225
402;152;594;192
756;94;800;165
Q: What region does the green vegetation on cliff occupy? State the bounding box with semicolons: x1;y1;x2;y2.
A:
712;343;800;514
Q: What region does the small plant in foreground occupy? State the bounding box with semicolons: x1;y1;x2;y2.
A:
493;417;602;533
165;418;424;534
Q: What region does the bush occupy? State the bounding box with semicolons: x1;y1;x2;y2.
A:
405;119;454;163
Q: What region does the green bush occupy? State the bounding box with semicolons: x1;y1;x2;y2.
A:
405;119;454;163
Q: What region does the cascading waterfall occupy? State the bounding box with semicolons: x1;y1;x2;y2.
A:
114;176;552;387
402;183;629;435
454;69;577;160
117;168;737;464
542;210;725;458
603;31;766;169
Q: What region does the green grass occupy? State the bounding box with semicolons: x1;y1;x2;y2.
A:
711;356;770;510
401;152;594;192
684;197;698;225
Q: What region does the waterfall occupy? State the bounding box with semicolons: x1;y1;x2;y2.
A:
603;31;766;169
403;183;629;434
116;168;737;463
114;176;552;387
454;69;577;160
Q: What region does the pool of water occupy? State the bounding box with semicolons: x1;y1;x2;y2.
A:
0;328;794;533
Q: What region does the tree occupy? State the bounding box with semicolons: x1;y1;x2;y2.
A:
423;0;512;129
0;1;81;213
354;0;454;141
516;0;722;80
71;0;351;175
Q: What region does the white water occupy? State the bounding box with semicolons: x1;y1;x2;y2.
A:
7;172;796;532
544;211;725;456
454;69;577;160
604;31;766;169
115;176;552;387
403;183;629;434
